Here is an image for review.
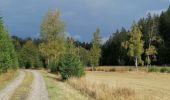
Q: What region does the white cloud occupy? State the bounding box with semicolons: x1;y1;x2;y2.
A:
102;36;109;44
64;32;81;40
73;35;81;40
64;32;71;37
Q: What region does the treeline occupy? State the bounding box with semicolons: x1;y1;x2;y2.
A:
7;7;170;67
1;6;170;75
8;10;101;79
102;6;170;66
12;37;43;69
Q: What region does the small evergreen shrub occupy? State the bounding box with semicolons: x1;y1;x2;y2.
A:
58;53;85;80
49;62;58;73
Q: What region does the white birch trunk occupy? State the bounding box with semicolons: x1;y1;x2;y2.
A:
135;57;138;70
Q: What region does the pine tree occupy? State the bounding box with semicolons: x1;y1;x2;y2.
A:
101;27;129;66
90;28;102;70
122;23;144;69
138;13;161;66
0;17;18;73
19;40;40;69
159;6;170;64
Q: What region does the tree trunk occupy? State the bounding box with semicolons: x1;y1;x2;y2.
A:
147;64;149;72
92;66;94;71
135;57;138;70
47;59;50;68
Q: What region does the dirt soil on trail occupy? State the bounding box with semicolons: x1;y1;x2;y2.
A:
26;70;49;100
0;71;25;100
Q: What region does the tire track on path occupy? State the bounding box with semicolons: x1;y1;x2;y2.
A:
0;71;25;100
26;70;48;100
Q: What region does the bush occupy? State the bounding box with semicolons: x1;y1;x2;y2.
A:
160;67;170;73
109;68;116;72
58;53;85;80
168;69;170;73
129;68;133;71
160;67;167;73
148;66;159;72
96;67;105;71
49;62;58;73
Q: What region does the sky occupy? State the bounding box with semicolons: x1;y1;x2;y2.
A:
0;0;170;42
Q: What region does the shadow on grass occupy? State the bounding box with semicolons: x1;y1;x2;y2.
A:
46;72;63;82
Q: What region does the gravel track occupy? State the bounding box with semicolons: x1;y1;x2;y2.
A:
0;71;25;100
26;70;48;100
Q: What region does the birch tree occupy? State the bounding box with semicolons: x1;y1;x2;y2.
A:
122;23;144;69
90;28;102;70
39;10;65;67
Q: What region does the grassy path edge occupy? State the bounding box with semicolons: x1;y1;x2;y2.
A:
0;70;19;90
41;70;90;100
10;70;33;100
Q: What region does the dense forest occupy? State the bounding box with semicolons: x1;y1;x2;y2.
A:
102;7;170;66
1;6;170;75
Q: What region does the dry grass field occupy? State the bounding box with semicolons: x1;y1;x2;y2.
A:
40;67;170;100
68;77;135;100
41;70;90;100
80;71;170;100
0;70;18;90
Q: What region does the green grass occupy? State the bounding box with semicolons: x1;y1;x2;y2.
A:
160;67;170;73
41;70;90;100
10;71;33;100
86;66;170;73
147;66;170;73
0;70;18;90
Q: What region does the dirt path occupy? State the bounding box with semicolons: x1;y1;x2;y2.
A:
26;70;48;100
0;71;25;100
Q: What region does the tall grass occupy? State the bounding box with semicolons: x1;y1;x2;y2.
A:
0;70;18;90
86;66;144;72
148;66;159;72
86;66;170;74
41;70;90;100
67;77;136;100
147;66;170;73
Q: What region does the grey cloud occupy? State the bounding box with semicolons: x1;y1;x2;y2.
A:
0;0;170;42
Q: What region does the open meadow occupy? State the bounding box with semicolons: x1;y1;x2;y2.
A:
67;68;170;100
87;71;170;100
1;68;170;100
